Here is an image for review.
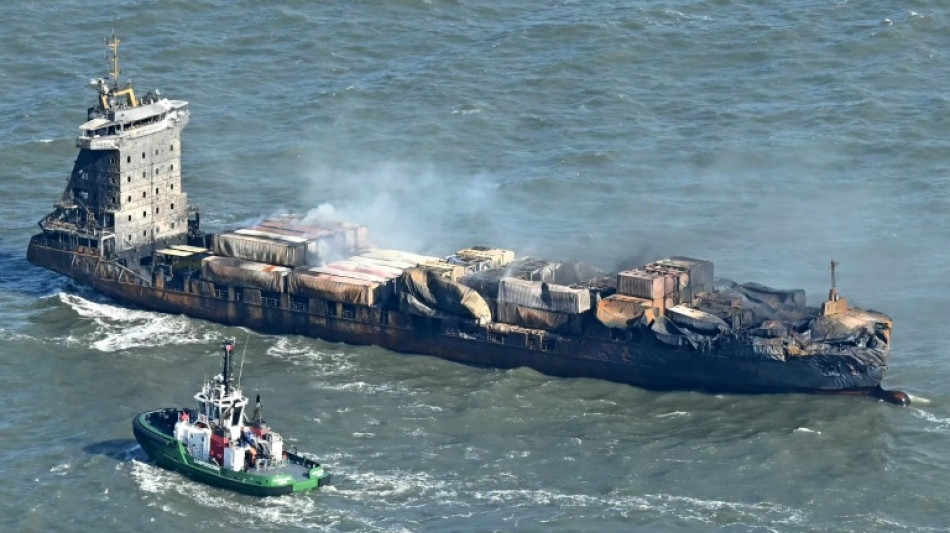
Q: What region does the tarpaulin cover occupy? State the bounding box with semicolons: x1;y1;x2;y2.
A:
289;270;383;306
456;247;515;268
324;259;403;280
665;305;729;334
460;257;563;299
808;311;892;347
649;315;719;349
361;249;441;266
201;256;290;292
497;277;591;314
213;232;306;268
399;268;491;322
496;301;582;334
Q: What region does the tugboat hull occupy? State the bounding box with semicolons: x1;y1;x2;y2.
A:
132;408;330;497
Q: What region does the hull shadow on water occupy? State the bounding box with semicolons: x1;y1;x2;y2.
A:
83;438;149;463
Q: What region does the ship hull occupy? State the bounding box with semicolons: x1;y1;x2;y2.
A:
132;408;330;496
30;242;885;395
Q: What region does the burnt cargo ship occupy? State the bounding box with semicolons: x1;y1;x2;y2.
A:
27;37;906;403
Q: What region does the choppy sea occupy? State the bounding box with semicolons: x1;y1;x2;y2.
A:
2;1;949;531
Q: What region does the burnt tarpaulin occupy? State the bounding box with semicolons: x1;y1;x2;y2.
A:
399;268;491;323
595;294;648;329
201;256;290;293
289;270;383;306
213;232;307;268
496;301;582;334
650;315;715;349
665;305;729;334
497;277;591;314
460;257;564;299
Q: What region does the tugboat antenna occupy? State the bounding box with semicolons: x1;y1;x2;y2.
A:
237;331;250;387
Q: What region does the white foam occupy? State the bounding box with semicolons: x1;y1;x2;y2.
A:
655;411;689;418
58;293;215;352
794;427;821;434
908;394;931;405
911;408;950;432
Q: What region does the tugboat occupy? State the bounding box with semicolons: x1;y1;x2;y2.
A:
132;340;331;496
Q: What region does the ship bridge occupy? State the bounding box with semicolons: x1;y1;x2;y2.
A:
35;34;192;264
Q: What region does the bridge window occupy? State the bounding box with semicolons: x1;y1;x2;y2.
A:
142;152;145;159
142;192;146;198
127;215;131;222
142;211;146;218
127;156;131;163
171;203;175;209
155;207;160;214
170;144;174;151
155;187;159;194
127;175;131;182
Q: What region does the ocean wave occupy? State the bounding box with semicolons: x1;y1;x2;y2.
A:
910;408;950;432
58;292;216;352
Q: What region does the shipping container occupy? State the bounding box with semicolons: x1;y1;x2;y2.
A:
169;244;211;254
361;248;441;266
653;257;715;301
324;259;403;280
617;269;671;300
201;256;290;293
420;259;466;281
456;247;515;268
348;255;415;271
257;216;371;259
496;301;582;334
213;232;307;267
497;277;591;314
289;270;384;306
595;294;654;330
445;254;493;274
305;265;392;284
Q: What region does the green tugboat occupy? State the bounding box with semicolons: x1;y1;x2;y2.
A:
132;340;331;496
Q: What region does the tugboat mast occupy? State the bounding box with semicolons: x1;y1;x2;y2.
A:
222;339;234;396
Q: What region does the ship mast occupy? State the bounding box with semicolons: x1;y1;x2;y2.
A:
107;32;121;89
222;339;234;396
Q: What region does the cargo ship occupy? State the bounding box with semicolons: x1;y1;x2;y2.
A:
27;36;908;404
